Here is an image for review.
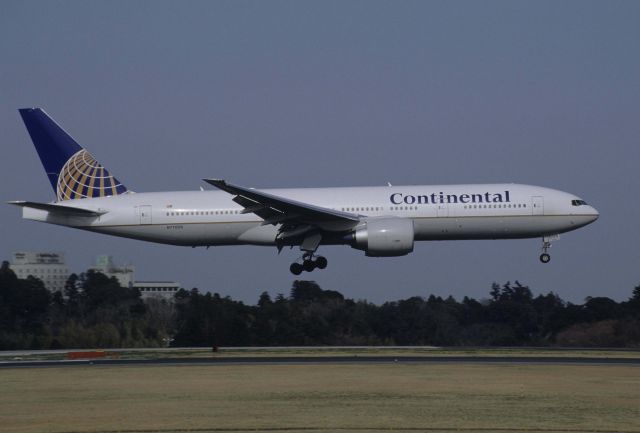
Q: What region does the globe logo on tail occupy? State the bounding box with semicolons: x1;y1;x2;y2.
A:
56;150;128;201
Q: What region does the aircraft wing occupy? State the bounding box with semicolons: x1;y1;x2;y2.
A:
203;179;360;229
8;201;106;217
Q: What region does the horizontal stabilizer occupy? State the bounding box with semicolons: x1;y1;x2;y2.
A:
7;201;106;217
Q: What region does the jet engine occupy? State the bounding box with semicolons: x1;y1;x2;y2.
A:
350;217;414;257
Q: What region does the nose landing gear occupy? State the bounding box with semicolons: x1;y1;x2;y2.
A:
539;235;559;264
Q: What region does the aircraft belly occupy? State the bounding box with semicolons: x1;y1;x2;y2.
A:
88;215;582;246
91;222;261;246
237;224;278;245
413;215;576;240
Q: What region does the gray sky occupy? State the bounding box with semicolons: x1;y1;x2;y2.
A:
1;0;638;304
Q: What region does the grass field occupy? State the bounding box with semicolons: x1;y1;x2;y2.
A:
1;362;639;433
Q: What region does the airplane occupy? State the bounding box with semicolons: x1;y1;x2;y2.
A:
9;108;599;275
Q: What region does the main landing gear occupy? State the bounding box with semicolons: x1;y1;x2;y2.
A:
289;232;328;275
290;253;328;275
539;235;559;264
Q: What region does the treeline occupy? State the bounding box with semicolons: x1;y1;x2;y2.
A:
1;261;639;349
173;281;640;347
0;262;171;349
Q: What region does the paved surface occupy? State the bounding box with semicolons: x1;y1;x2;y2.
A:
4;346;639;357
1;355;639;368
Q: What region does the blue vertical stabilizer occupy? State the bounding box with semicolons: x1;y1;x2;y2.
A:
18;108;129;201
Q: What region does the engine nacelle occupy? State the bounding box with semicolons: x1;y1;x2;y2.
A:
351;217;415;257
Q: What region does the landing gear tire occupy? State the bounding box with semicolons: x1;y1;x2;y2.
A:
315;256;328;269
291;246;328;274
539;253;551;264
290;262;303;275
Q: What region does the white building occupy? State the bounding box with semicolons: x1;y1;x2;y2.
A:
90;255;135;287
10;252;70;292
8;252;180;300
132;281;181;301
88;256;181;301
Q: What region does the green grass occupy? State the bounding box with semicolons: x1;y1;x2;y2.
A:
1;362;638;433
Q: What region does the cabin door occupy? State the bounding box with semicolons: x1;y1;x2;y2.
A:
531;196;544;216
140;205;152;225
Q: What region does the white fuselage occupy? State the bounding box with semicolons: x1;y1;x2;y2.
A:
21;183;599;248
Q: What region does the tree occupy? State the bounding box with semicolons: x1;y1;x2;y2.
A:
582;297;620;322
258;291;272;308
290;280;344;303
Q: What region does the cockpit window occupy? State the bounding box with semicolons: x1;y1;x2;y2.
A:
571;199;588;206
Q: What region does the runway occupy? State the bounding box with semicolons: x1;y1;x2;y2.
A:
2;355;639;368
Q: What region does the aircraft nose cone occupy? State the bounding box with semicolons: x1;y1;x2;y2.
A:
587;206;599;223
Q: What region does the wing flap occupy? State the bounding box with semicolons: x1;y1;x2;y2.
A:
231;194;279;220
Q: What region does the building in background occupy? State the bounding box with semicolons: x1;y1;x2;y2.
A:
133;281;181;301
9;252;70;292
91;255;181;301
90;255;135;288
7;252;181;301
